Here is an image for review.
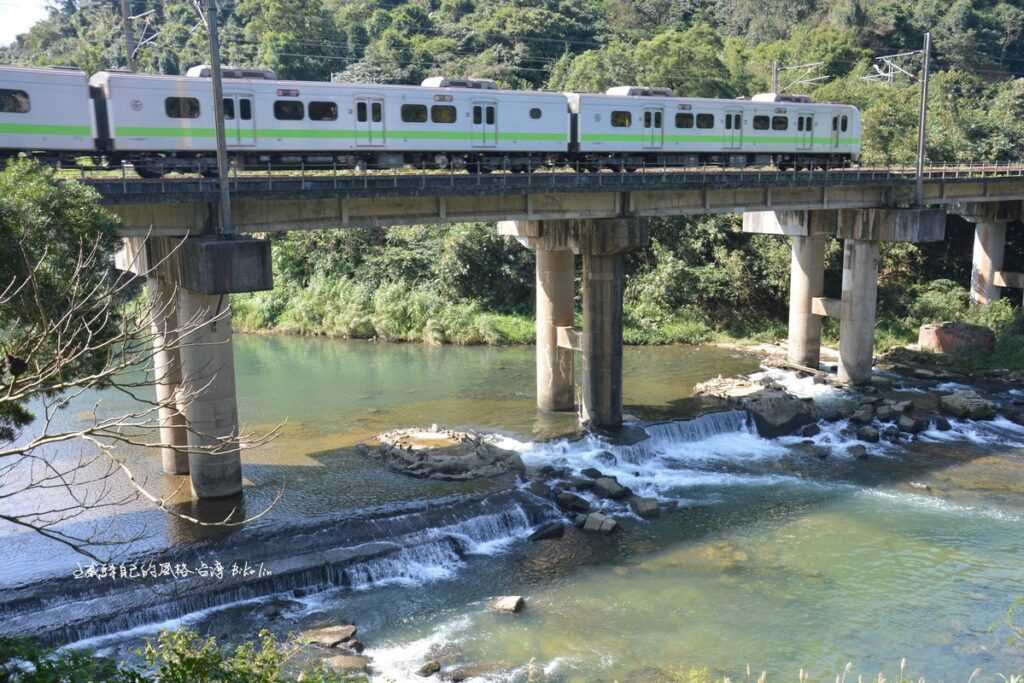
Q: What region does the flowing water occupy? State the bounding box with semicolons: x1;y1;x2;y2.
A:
4;335;1024;681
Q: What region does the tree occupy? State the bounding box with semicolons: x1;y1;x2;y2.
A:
0;162;279;559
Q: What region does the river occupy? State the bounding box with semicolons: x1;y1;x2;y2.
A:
4;334;1024;681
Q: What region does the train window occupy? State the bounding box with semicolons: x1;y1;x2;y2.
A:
431;105;456;124
696;113;714;129
644;111;652;128
654;111;662;128
832;116;838;131
165;97;200;119
753;115;769;130
310;101;338;121
841;115;848;132
222;98;234;120
240;99;251;120
372;102;382;123
401;104;428;123
675;113;693;128
486;106;495;125
725;114;732;130
274;100;304;120
357;102;367;122
611;111;631;127
0;89;29;114
530;107;542;119
797;116;803;131
771;116;788;131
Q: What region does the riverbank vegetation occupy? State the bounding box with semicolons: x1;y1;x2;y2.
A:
4;1;1024;355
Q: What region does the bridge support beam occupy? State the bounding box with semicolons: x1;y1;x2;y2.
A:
147;276;190;474
835;207;946;385
953;202;1021;306
115;235;272;498
743;210;836;369
498;218;647;429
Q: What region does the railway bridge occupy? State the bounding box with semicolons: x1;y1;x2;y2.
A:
99;164;1024;499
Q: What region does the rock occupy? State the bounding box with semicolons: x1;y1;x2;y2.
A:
573;513;587;528
580;467;603;479
570;477;596;492
798;423;821;438
694;378;813;437
875;405;895;421
292;588;308;598
325;655;370;673
528;521;565;541
594;450;618;466
893;400;913;414
527;480;552;499
860;395;884;405
850;406;874;425
345;639;365;654
898;414;927;434
593;476;630;500
628;496;660;518
419;660;442;677
933;415;952;431
370;427;525;480
556;491;590;513
849;444;869;460
939;390;997;420
918;322;996;354
856;426;880;443
909;481;932;492
582;512;618;533
254;598;301;620
304;624;357;648
880;425;900;441
489;595;525;613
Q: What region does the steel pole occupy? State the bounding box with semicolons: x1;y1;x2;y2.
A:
205;0;233;235
915;32;931;206
120;0;136;70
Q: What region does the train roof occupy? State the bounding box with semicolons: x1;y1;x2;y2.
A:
0;64;89;81
566;91;859;111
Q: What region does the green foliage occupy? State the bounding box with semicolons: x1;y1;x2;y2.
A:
0;161;121;442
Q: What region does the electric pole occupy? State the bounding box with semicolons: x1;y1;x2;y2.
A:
203;0;234;235
120;0;136;70
771;60;779;93
915;32;931;206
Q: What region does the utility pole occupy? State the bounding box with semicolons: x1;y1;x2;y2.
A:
203;0;234;235
915;32;931;206
120;0;136;70
771;60;779;93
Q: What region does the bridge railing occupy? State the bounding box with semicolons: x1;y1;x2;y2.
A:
72;159;1024;202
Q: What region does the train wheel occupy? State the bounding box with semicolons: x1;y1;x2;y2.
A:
134;165;165;179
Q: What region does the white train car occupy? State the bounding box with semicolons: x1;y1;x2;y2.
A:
570;87;861;168
90;71;570;175
0;66;96;157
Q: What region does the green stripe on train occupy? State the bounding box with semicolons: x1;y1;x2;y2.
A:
0;122;92;136
582;132;859;145
115;127;565;142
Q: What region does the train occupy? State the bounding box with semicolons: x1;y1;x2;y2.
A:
0;64;861;178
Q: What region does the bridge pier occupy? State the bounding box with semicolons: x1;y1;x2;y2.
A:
499;218;647;429
116;235;272;499
146;276;190;474
953;201;1022;306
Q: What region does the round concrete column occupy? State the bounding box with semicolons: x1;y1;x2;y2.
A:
838;239;879;385
970;221;1007;306
787;234;826;368
581;252;624;429
146;277;190;474
536;248;575;412
176;289;242;498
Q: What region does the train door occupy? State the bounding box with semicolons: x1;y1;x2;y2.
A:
830;112;841;149
724;109;743;148
642;107;663;149
797;112;814;150
223;94;255;146
472;101;497;148
355;97;385;147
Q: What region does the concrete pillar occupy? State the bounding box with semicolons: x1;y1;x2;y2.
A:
838;239;879;385
581;251;624;429
176;289;242;498
535;248;575;412
146;277;189;474
970;221;1007;306
787;234;826;368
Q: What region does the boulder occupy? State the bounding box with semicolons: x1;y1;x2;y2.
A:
880;425;900;441
527;480;552;499
370;426;525;481
555;491;590;513
798;423;821;438
419;660;442;677
528;521;565;541
939;390;997;420
694;378;813;437
570;477;596;492
874;405;895;422
580;467;603;479
303;624;357;648
893;400;913;414
849;445;869;460
594;450;618;467
582;512;618;533
489;595;525;613
856;425;880;443
898;414;927;434
628;496;660;518
933;416;952;431
850;406;874;425
593;477;630;500
325;655;370;673
918;322;996;354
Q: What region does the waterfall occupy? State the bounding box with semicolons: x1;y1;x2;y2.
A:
617;410;753;463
